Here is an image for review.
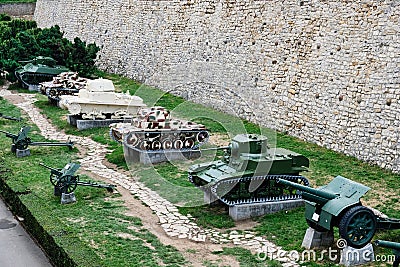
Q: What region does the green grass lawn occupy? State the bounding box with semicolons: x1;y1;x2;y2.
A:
4;69;400;267
0;97;187;267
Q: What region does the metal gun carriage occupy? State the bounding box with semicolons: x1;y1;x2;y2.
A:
375;240;400;267
278;177;400;248
0;126;74;153
188;134;310;206
39;163;116;196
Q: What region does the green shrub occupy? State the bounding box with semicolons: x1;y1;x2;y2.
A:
0;16;99;80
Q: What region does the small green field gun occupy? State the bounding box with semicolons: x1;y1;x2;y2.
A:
0;113;22;121
375;240;400;267
0;126;74;153
278;176;400;248
39;162;116;196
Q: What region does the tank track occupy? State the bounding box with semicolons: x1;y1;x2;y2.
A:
47;87;79;98
189;174;309;206
124;130;209;151
15;72;55;90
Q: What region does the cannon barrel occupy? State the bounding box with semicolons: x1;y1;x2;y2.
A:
0;113;21;121
200;145;230;152
277;178;338;204
375;240;400;251
0;129;17;139
39;163;62;175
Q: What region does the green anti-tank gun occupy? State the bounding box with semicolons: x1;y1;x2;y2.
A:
188;134;310;206
0;126;74;153
375;240;400;267
39;162;116;196
278;177;400;249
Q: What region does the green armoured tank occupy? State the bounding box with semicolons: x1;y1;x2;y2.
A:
15;56;69;90
188;134;310;205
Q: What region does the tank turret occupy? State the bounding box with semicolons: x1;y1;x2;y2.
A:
59;78;146;120
188;134;309;206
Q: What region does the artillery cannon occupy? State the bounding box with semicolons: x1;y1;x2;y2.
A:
278;177;400;249
0;113;21;121
375;240;400;267
0;126;74;154
39;163;116;196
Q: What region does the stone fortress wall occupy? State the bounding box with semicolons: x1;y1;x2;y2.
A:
34;0;399;172
0;3;36;18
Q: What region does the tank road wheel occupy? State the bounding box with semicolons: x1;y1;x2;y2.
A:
139;140;151;150
183;139;195;149
56;175;78;194
109;128;123;143
174;140;183;149
196;131;209;143
152;140;162;150
162;139;173;150
49;89;57;97
125;133;139;147
339;206;377;249
69;103;81;115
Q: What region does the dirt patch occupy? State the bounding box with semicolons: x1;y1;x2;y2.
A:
3;93;26;105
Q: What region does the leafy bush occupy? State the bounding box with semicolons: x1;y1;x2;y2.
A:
0;14;99;80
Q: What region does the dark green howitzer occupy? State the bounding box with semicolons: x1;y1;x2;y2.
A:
375;240;400;267
39;162;116;196
0;113;22;121
0;126;74;154
278;177;400;249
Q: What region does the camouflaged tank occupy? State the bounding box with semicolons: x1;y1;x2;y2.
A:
59;78;146;120
188;134;310;205
15;56;69;91
111;106;209;151
39;72;88;98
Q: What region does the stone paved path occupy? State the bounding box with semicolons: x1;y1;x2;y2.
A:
9;91;299;267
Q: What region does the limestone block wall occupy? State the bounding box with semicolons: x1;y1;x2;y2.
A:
0;3;35;17
34;0;400;172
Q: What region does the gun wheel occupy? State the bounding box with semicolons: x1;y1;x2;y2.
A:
50;173;58;186
339;206;377;249
56;175;78;194
394;256;400;267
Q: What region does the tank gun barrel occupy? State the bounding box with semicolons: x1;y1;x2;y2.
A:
277;178;338;204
